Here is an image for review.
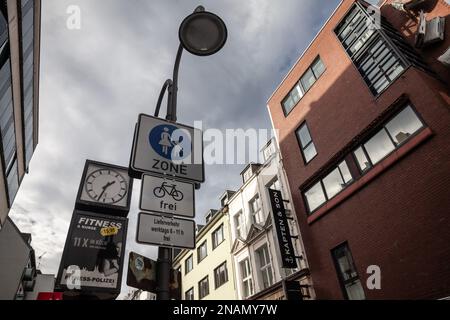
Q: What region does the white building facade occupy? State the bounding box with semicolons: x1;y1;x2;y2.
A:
173;208;237;300
227;139;314;300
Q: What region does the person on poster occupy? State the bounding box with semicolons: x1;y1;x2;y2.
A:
96;236;121;277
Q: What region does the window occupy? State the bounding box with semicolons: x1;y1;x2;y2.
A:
214;262;228;289
185;287;194;300
185;255;193;274
322;161;353;199
282;56;326;115
256;245;274;290
234;211;244;238
249;195;263;225
385;106;424;145
263;142;276;162
300;68;316;92
212;224;224;249
20;0;35;168
197;241;207;263
240;258;254;298
311;58;326;78
304;181;327;212
356;36;405;95
0;55;19;207
354;105;424;170
296;122;317;164
198;276;209;299
332;243;365;300
243;167;253;183
267;178;281;192
353;146;371;172
337;7;375;56
364;129;396;165
303;160;353;213
335;4;418;96
303;104;425;214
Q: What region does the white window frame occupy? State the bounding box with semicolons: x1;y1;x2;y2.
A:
250;195;264;225
256;244;274;290
234;211;244;238
240;258;254;298
212;224;224;249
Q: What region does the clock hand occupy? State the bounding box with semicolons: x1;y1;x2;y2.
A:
97;181;116;201
97;188;107;201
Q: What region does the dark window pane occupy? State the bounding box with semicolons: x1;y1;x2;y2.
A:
185;288;194;300
345;280;366;300
7;159;19;206
322;167;345;199
197;241;207;262
290;84;303;104
385;106;423;145
300;68;316;92
304;182;326;212
303;143;317;163
338;161;353;184
199;277;209;299
185;255;193;274
297;124;312;147
364;129;395;165
350;27;375;54
354;147;371;171
282;96;295;115
312;58;326;78
332;244;365;300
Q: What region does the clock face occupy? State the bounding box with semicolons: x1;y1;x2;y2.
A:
84;168;128;204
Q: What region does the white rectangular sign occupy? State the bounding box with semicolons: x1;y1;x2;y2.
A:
140;174;195;218
136;212;195;249
130;114;204;183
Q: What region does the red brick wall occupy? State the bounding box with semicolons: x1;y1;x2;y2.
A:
268;0;450;299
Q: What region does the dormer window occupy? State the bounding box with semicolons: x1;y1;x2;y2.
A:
243;167;253;183
262;140;276;162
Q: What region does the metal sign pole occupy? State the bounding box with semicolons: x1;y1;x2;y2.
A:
152;5;227;300
155;43;183;301
156;246;172;300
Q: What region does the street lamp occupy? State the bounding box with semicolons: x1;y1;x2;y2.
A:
155;5;227;122
154;6;227;301
179;7;228;57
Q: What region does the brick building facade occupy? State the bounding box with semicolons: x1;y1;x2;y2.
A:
267;0;450;299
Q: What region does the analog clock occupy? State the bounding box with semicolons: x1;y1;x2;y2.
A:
85;169;128;204
76;160;133;215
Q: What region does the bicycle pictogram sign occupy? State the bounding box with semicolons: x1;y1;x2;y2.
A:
153;182;184;201
140;174;195;218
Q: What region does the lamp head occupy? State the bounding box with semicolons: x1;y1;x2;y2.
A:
179;9;227;57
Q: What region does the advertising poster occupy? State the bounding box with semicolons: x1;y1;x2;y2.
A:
57;210;128;295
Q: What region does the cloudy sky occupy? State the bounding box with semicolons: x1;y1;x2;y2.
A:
9;0;341;296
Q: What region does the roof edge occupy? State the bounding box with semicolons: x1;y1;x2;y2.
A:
266;0;346;104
